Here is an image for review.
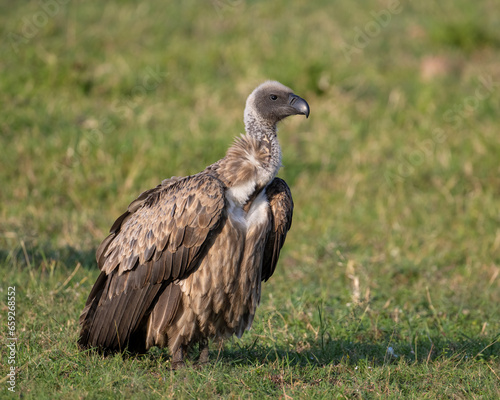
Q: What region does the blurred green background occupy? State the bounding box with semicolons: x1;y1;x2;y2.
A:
1;0;499;398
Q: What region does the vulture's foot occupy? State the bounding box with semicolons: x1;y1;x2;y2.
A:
198;338;209;365
171;345;186;370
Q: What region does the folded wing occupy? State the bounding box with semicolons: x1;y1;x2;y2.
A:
261;178;293;282
78;173;226;351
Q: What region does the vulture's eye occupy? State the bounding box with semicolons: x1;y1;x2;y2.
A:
269;94;278;101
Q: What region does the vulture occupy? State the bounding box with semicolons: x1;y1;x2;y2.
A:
78;81;310;368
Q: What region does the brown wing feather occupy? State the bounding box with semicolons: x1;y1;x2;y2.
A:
261;178;293;282
78;173;226;351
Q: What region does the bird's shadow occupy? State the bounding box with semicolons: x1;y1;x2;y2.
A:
137;334;499;369
217;338;498;367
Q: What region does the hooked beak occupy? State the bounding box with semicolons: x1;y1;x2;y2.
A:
288;93;310;118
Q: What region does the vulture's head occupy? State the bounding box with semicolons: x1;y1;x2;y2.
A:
244;81;310;129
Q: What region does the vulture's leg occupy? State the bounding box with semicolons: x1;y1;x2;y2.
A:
171;345;186;370
199;338;209;365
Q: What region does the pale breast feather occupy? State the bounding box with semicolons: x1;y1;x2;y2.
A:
246;188;270;228
226;181;257;207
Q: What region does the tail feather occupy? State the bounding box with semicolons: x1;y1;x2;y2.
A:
77;270;167;352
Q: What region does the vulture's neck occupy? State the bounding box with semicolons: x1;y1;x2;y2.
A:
243;108;282;178
243;108;276;140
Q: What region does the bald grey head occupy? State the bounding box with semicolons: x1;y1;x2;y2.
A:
244;81;310;136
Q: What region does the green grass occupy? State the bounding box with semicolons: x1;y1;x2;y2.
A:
1;0;500;398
